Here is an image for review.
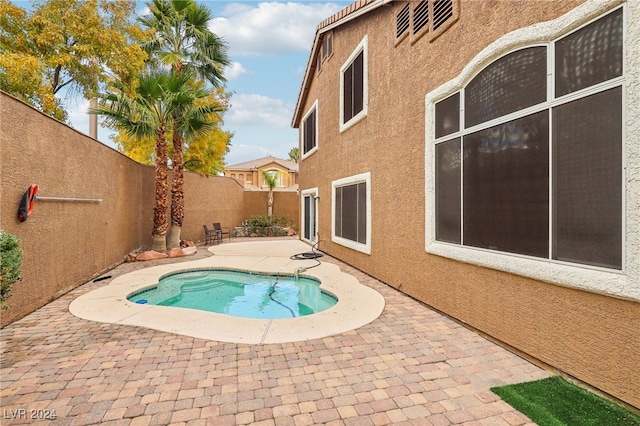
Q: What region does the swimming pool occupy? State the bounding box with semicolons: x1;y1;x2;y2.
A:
128;269;337;319
70;240;385;344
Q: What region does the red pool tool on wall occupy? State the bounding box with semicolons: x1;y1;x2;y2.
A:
17;184;39;222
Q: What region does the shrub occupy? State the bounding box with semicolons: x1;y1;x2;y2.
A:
0;230;23;309
245;215;294;228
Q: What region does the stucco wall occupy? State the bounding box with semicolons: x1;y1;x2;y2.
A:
0;93;297;326
296;0;639;408
243;191;300;229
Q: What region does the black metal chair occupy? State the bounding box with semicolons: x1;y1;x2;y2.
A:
202;224;217;245
213;222;231;243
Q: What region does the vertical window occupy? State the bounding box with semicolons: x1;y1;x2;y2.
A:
302;101;318;158
302;188;318;243
435;138;461;244
340;36;368;132
332;172;371;254
552;87;622;269
433;8;623;269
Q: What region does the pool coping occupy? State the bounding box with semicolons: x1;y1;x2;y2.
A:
69;240;385;344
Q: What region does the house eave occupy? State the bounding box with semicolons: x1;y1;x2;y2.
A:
291;0;391;128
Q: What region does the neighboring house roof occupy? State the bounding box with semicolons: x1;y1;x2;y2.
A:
225;156;299;172
292;0;389;127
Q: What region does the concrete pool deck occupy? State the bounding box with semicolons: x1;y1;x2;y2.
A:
1;237;548;425
69;240;385;344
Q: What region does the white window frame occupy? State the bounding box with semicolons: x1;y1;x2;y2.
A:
301;187;319;244
332;172;372;254
301;100;319;160
340;35;369;133
425;2;639;301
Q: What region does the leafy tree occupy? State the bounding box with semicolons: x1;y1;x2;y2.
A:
0;0;147;121
140;0;229;249
113;86;232;176
92;70;218;252
288;147;300;163
113;132;157;165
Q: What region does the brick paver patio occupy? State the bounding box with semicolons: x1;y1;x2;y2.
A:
1;238;547;425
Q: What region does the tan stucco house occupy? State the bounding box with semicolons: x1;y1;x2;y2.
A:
224;156;299;191
292;0;639;409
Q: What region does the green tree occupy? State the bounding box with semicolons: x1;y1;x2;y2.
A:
261;170;278;217
114;86;232;175
93;72;172;252
140;0;229;249
0;0;147;121
288;147;299;163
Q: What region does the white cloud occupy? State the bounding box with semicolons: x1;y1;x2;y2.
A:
66;98;90;134
225;61;249;80
227;93;293;129
210;2;345;56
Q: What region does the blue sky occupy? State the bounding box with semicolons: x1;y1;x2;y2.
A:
60;1;353;166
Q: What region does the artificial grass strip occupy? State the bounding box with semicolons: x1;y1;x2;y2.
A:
490;376;640;426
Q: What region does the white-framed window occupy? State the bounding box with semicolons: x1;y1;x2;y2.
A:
332;172;371;254
301;187;319;243
302;100;318;159
426;4;629;297
340;36;368;133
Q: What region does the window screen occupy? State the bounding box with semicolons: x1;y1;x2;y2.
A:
463;111;549;257
335;182;367;245
552;87;622;269
435;93;459;138
432;9;623;270
343;51;364;123
465;47;547;128
303;109;316;154
435;138;461;244
555;8;622;97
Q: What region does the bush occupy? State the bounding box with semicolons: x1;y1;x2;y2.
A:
244;215;294;228
0;230;23;309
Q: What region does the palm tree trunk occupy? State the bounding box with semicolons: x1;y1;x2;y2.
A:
267;190;273;217
152;127;170;252
167;130;185;249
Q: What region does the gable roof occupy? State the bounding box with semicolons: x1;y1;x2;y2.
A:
225;156;299;172
291;0;389;127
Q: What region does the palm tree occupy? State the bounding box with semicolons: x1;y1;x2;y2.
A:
165;79;224;249
92;70;216;252
288;147;300;163
140;0;229;249
261;170;278;217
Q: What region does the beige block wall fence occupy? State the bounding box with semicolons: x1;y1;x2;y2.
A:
296;0;639;409
0;93;298;327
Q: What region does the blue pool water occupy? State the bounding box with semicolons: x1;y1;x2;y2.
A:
127;269;337;319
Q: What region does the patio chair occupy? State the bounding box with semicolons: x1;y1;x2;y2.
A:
202;224;217;245
213;222;231;243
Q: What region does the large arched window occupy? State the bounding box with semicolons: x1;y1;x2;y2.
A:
433;8;623;269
